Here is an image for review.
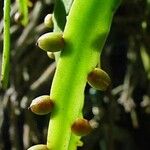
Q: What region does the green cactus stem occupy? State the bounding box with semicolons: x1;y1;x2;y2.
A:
47;0;121;150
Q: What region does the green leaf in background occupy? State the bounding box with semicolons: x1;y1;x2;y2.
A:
17;0;29;26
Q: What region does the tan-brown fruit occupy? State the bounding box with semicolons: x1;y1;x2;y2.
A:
37;32;64;52
29;95;54;115
87;68;111;91
27;144;49;150
71;118;92;136
44;14;53;28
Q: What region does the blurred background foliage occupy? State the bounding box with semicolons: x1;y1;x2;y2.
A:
0;0;150;150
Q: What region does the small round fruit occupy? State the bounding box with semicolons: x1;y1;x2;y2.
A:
44;14;53;28
29;95;54;115
14;12;22;24
71;118;92;136
47;52;55;59
27;144;48;150
37;32;64;52
87;68;111;91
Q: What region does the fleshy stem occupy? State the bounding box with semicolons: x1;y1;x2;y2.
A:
17;0;28;26
52;1;81;149
1;0;11;89
47;0;121;150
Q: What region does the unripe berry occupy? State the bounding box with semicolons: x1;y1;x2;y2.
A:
29;95;54;115
37;32;64;52
44;14;53;28
71;118;92;136
27;144;48;150
14;12;22;24
87;68;111;91
47;52;55;59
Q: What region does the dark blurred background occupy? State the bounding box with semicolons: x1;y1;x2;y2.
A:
0;0;150;150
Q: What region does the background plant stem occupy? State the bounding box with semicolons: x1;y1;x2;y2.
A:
1;0;11;89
